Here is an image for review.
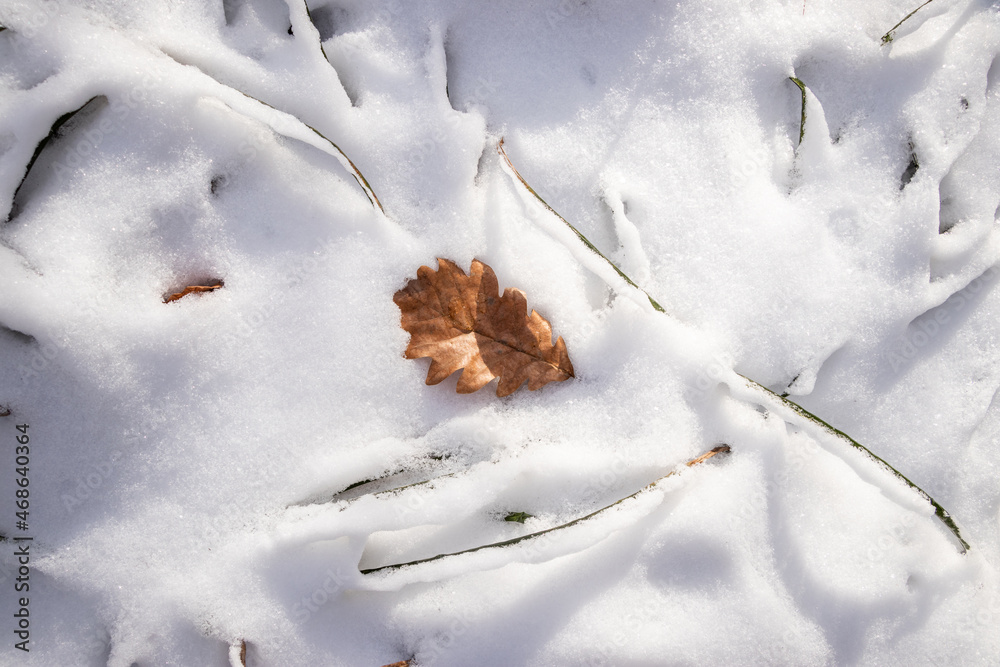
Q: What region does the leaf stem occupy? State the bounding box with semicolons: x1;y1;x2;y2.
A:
361;445;730;575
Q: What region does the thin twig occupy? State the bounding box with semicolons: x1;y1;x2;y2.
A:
361;445;730;575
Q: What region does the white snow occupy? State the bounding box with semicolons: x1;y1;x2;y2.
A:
0;0;999;664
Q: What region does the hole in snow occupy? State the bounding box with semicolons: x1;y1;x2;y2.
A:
210;173;229;196
443;29;457;110
0;323;35;345
900;146;919;190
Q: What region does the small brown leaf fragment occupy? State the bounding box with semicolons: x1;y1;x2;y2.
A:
163;280;224;304
687;444;731;467
239;640;246;666
394;259;574;397
379;662;410;667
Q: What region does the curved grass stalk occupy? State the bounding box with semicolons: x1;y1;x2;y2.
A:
160;52;384;212
298;0;330;63
290;466;457;508
346;471;458;506
789;77;807;146
361;445;730;575
733;374;968;552
882;0;936;44
301;119;385;213
231;92;385;213
6;95;101;222
496;139;665;313
496;139;969;554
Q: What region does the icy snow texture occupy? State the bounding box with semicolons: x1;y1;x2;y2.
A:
0;0;999;665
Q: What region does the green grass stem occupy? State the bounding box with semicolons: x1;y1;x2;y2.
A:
161;52;384;213
362;446;730;575
789;77;807;146
496;139;665;313
291;464;458;508
301;0;330;63
302;119;384;212
241;94;384;213
6;95;101;222
882;0;936;44
737;374;968;552
497;139;969;554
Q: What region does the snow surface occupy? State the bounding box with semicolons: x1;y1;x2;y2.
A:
0;0;999;664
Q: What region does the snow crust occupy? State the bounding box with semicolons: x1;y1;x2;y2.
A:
0;0;998;664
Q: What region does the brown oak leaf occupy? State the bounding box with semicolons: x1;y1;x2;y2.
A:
394;258;574;397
